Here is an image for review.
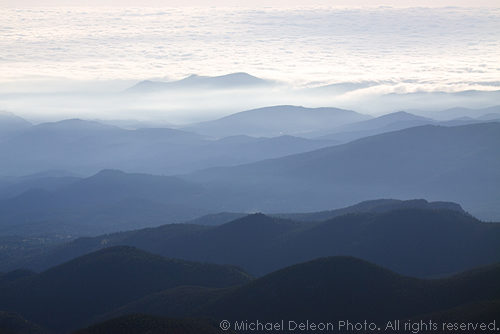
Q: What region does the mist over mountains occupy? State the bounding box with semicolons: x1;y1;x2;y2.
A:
0;113;337;176
2;4;500;332
1;102;498;177
1;92;500;333
0;107;499;240
186;122;500;220
3;72;500;124
127;72;273;93
0;111;32;139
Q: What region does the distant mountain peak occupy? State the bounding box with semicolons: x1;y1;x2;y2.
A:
0;111;32;136
127;72;271;93
35;118;119;131
93;169;126;177
375;111;432;121
184;105;370;137
389;110;418;117
224;213;274;226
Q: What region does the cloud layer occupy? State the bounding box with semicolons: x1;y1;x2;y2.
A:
0;7;499;123
1;7;499;89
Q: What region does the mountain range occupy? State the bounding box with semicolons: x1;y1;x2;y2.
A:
3;200;499;279
0;121;499;238
186;122;500;220
126;72;273;93
0;169;207;236
183;105;372;137
312;111;435;141
0;116;336;176
0;111;32;139
1;105;498;178
0;247;498;333
0;246;250;332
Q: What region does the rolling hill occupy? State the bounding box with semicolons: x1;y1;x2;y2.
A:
1;250;498;332
4;201;499;279
313;111;435;142
0;246;251;332
1;122;499;238
0;169;208;236
183;105;372;137
96;257;500;333
0;117;335;176
0;111;32;140
75;314;233;334
0;311;48;334
183;199;465;225
187;122;500;220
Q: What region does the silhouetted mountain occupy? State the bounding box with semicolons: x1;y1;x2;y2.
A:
410;105;500;121
477;112;500;121
314;111;435;142
7;203;499;278
185;212;247;226
0;111;32;139
101;286;231;321
2;253;499;332
346;111;432;129
375;91;500;119
197;258;500;323
0;269;36;285
0;234;73;277
184;105;371;137
2;120;499;237
0;174;80;200
92;118;175;129
0;246;251;332
98;258;500;332
0;311;48;334
187;122;500;220
75;314;232;334
415;299;500;324
274;198;466;222
0;117;335;176
127;72;272;93
184;199;465;225
0;119;200;176
0;170;207;236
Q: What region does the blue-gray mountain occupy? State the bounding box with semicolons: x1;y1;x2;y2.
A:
0;111;32;139
3;200;499;279
0;246;251;332
0;122;499;238
1;250;499;333
126;72;273;93
187;122;500;220
183;105;372;137
0;117;335;176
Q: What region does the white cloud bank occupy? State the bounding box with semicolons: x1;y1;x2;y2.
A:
0;6;499;123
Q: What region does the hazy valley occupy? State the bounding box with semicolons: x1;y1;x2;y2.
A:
1;6;500;330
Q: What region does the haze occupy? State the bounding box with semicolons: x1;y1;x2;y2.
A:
1;5;499;123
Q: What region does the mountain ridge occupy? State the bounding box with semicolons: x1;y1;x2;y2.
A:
183;105;372;137
127;72;272;93
3;202;498;279
0;246;251;331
